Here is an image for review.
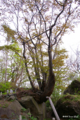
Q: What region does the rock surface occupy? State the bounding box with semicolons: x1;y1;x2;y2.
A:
55;94;80;119
19;96;46;120
64;80;80;95
2;80;80;120
0;94;46;120
0;99;29;120
55;80;80;120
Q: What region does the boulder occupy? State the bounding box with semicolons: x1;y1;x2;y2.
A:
19;96;46;120
6;95;16;101
0;99;29;120
0;93;47;120
64;80;80;95
55;94;80;119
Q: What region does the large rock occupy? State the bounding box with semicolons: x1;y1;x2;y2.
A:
55;94;80;119
19;96;46;120
64;80;80;95
0;99;29;120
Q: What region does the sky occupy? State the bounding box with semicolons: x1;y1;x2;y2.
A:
62;24;80;57
1;24;80;58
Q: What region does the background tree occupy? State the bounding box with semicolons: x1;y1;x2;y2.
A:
0;41;28;88
66;47;80;83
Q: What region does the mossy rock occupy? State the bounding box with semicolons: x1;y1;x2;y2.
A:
64;80;80;95
55;94;80;119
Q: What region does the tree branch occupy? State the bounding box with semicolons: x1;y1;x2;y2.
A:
22;41;35;90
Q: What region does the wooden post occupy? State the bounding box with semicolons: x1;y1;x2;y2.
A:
19;115;22;120
47;97;60;120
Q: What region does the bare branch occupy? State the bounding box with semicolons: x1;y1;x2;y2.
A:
51;0;67;29
22;41;35;89
28;15;36;47
52;2;72;46
55;0;64;6
35;0;49;39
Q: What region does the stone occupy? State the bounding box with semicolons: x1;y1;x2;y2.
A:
10;89;13;94
19;96;46;120
55;94;80;119
64;80;80;95
0;100;29;120
0;92;2;96
6;95;16;101
55;80;80;119
7;90;9;94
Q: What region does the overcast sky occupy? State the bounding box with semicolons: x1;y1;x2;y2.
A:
1;24;80;58
62;24;80;56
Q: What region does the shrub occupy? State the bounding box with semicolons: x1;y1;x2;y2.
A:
0;82;12;93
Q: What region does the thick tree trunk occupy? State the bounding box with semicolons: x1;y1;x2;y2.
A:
33;73;55;103
32;37;55;103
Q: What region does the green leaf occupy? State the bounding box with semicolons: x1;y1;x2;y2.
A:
0;45;20;53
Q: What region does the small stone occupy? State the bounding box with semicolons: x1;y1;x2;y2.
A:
10;89;13;94
7;90;9;94
0;92;2;96
7;95;15;101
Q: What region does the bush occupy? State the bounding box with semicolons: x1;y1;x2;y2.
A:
51;89;61;105
0;82;12;93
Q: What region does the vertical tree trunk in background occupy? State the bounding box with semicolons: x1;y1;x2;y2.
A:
5;50;8;82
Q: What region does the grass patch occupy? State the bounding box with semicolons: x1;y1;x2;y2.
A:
21;108;27;112
60;94;80;103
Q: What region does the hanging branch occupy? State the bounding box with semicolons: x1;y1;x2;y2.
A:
28;43;42;89
23;41;35;90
